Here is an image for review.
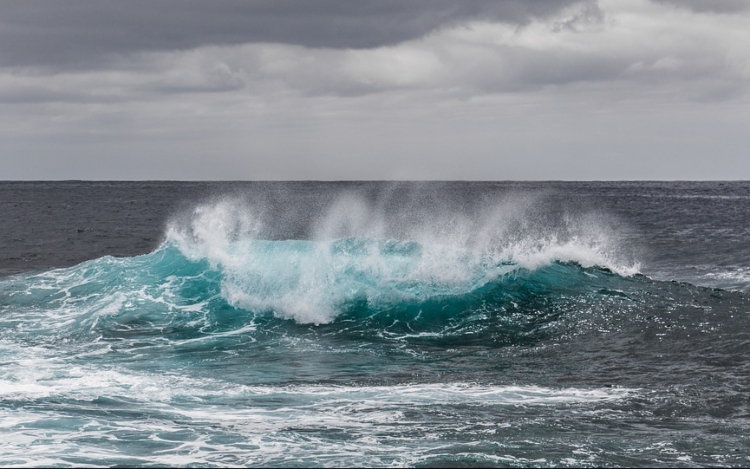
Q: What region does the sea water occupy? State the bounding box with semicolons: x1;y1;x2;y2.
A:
1;181;749;467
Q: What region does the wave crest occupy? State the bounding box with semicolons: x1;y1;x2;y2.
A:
165;195;639;324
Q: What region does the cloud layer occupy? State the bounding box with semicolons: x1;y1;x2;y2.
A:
0;0;581;69
0;0;748;179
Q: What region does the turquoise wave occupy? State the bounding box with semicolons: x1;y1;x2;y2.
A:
0;238;647;350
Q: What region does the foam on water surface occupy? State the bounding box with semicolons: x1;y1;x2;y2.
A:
2;184;750;467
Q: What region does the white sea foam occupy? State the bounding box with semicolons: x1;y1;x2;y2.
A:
0;341;633;405
702;266;750;293
0;337;636;467
0;347;636;467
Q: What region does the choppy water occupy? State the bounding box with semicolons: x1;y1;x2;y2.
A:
1;181;750;467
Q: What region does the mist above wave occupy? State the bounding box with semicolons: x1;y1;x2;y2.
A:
165;191;639;324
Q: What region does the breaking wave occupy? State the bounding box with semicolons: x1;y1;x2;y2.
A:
0;193;663;362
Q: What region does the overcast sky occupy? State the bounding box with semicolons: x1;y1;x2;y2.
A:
1;0;749;180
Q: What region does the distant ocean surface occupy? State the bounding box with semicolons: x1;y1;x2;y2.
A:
1;181;750;467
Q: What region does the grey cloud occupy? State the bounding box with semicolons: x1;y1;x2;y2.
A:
0;89;89;105
549;2;605;33
0;0;586;70
651;0;750;13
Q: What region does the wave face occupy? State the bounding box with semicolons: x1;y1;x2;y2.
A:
165;197;639;324
2;187;750;467
0;196;640;341
0;239;637;346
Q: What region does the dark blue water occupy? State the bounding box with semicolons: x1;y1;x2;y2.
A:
1;181;749;467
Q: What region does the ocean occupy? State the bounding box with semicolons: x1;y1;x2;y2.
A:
1;181;749;467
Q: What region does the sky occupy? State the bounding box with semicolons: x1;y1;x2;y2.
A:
1;0;749;180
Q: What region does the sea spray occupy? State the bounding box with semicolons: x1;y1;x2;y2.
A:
164;192;639;323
